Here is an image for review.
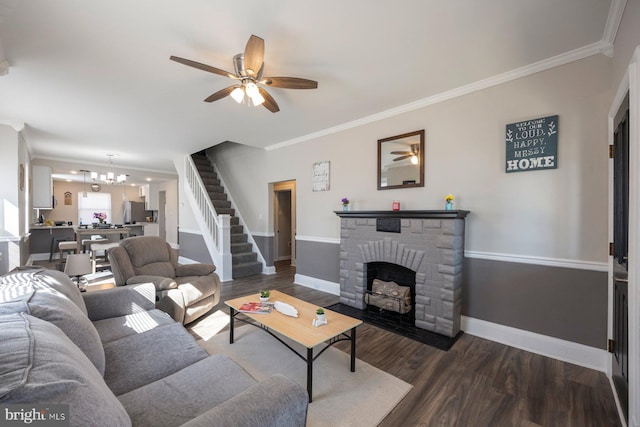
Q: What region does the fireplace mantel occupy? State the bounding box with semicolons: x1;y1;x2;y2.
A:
334;210;470;219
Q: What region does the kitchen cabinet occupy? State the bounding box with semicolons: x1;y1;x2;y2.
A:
143;223;159;237
33;166;53;209
29;226;75;256
139;183;159;211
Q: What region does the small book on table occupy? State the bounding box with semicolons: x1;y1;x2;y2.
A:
237;302;273;314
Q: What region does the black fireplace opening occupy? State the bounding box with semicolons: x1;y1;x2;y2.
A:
365;261;416;327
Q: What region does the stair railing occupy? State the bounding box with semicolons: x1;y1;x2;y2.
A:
210;161;271;274
184;155;232;281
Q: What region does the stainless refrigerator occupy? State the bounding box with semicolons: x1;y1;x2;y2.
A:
123;201;151;224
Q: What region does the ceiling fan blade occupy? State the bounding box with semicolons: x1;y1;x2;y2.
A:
204;86;237;103
261;76;318;89
243;35;264;78
393;154;413;161
258;87;280;113
170;56;237;79
390;151;412;155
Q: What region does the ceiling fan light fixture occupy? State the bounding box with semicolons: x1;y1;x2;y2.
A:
411;155;418;165
245;82;259;98
250;91;265;106
230;86;245;103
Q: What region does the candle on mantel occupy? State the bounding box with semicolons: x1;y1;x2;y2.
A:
392;201;400;211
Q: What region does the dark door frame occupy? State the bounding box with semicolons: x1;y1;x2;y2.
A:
608;47;639;426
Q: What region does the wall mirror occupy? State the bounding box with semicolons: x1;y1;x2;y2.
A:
377;129;425;190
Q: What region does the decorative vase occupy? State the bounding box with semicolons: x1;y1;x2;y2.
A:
260;296;270;303
342;204;349;212
316;314;326;323
445;201;453;210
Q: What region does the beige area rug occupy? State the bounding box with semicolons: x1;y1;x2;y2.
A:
197;325;412;427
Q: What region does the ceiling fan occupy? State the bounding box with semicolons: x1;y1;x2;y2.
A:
390;144;420;163
170;35;318;113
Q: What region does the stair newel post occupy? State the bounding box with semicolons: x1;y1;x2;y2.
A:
218;214;233;281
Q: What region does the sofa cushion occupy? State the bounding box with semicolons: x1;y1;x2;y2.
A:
0;313;131;427
103;322;209;395
118;354;257;426
1;267;87;315
0;285;105;375
92;309;175;344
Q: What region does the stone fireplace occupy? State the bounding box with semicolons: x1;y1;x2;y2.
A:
336;210;469;338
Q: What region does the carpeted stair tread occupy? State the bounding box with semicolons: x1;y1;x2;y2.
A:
231;233;248;244
232;261;263;278
192;153;263;279
231;242;253;253
232;252;258;264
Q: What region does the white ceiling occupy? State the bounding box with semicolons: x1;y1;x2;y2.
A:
0;0;619;180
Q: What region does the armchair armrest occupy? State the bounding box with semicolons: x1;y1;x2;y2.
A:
182;375;308;427
175;263;216;277
83;283;156;321
126;275;178;291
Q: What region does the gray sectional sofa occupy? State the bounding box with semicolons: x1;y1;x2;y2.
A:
0;267;308;427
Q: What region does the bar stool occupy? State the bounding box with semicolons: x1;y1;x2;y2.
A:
89;242;119;273
49;237;72;262
58;241;78;265
82;235;109;253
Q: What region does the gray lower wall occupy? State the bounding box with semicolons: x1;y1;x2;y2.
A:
178;231;213;264
296;239;340;283
0;242;9;275
294;239;607;349
253;235;274;267
179;232;275;268
462;257;607;349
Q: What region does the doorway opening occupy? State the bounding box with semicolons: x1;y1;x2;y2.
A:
273;180;296;269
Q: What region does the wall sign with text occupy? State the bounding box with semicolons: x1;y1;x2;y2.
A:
505;115;558;173
312;160;330;191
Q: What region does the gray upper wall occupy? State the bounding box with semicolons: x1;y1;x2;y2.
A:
211;53;611;265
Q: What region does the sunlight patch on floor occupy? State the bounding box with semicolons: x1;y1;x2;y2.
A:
188;309;230;341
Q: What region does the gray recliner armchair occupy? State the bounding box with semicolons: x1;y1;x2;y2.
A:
109;236;220;324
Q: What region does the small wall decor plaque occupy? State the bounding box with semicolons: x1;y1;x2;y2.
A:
505;115;558;173
64;191;72;205
312;160;330;192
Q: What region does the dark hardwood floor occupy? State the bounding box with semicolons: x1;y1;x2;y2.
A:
36;259;622;426
202;261;621;427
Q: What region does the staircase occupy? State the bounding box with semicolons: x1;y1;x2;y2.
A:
191;154;263;278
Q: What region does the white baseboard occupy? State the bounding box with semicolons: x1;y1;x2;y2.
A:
292;277;606;371
462;316;607;372
262;265;276;275
294;273;340;295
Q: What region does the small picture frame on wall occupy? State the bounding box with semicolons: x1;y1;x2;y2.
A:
64;191;72;205
312;160;330;192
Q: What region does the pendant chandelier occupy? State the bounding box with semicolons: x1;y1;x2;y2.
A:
90;154;126;185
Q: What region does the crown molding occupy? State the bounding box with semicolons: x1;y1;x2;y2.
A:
602;0;627;50
0;118;24;132
31;154;177;176
266;41;610;152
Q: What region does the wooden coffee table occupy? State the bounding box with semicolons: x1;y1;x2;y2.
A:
225;290;362;402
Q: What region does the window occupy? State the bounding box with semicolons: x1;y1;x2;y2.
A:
78;193;112;225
